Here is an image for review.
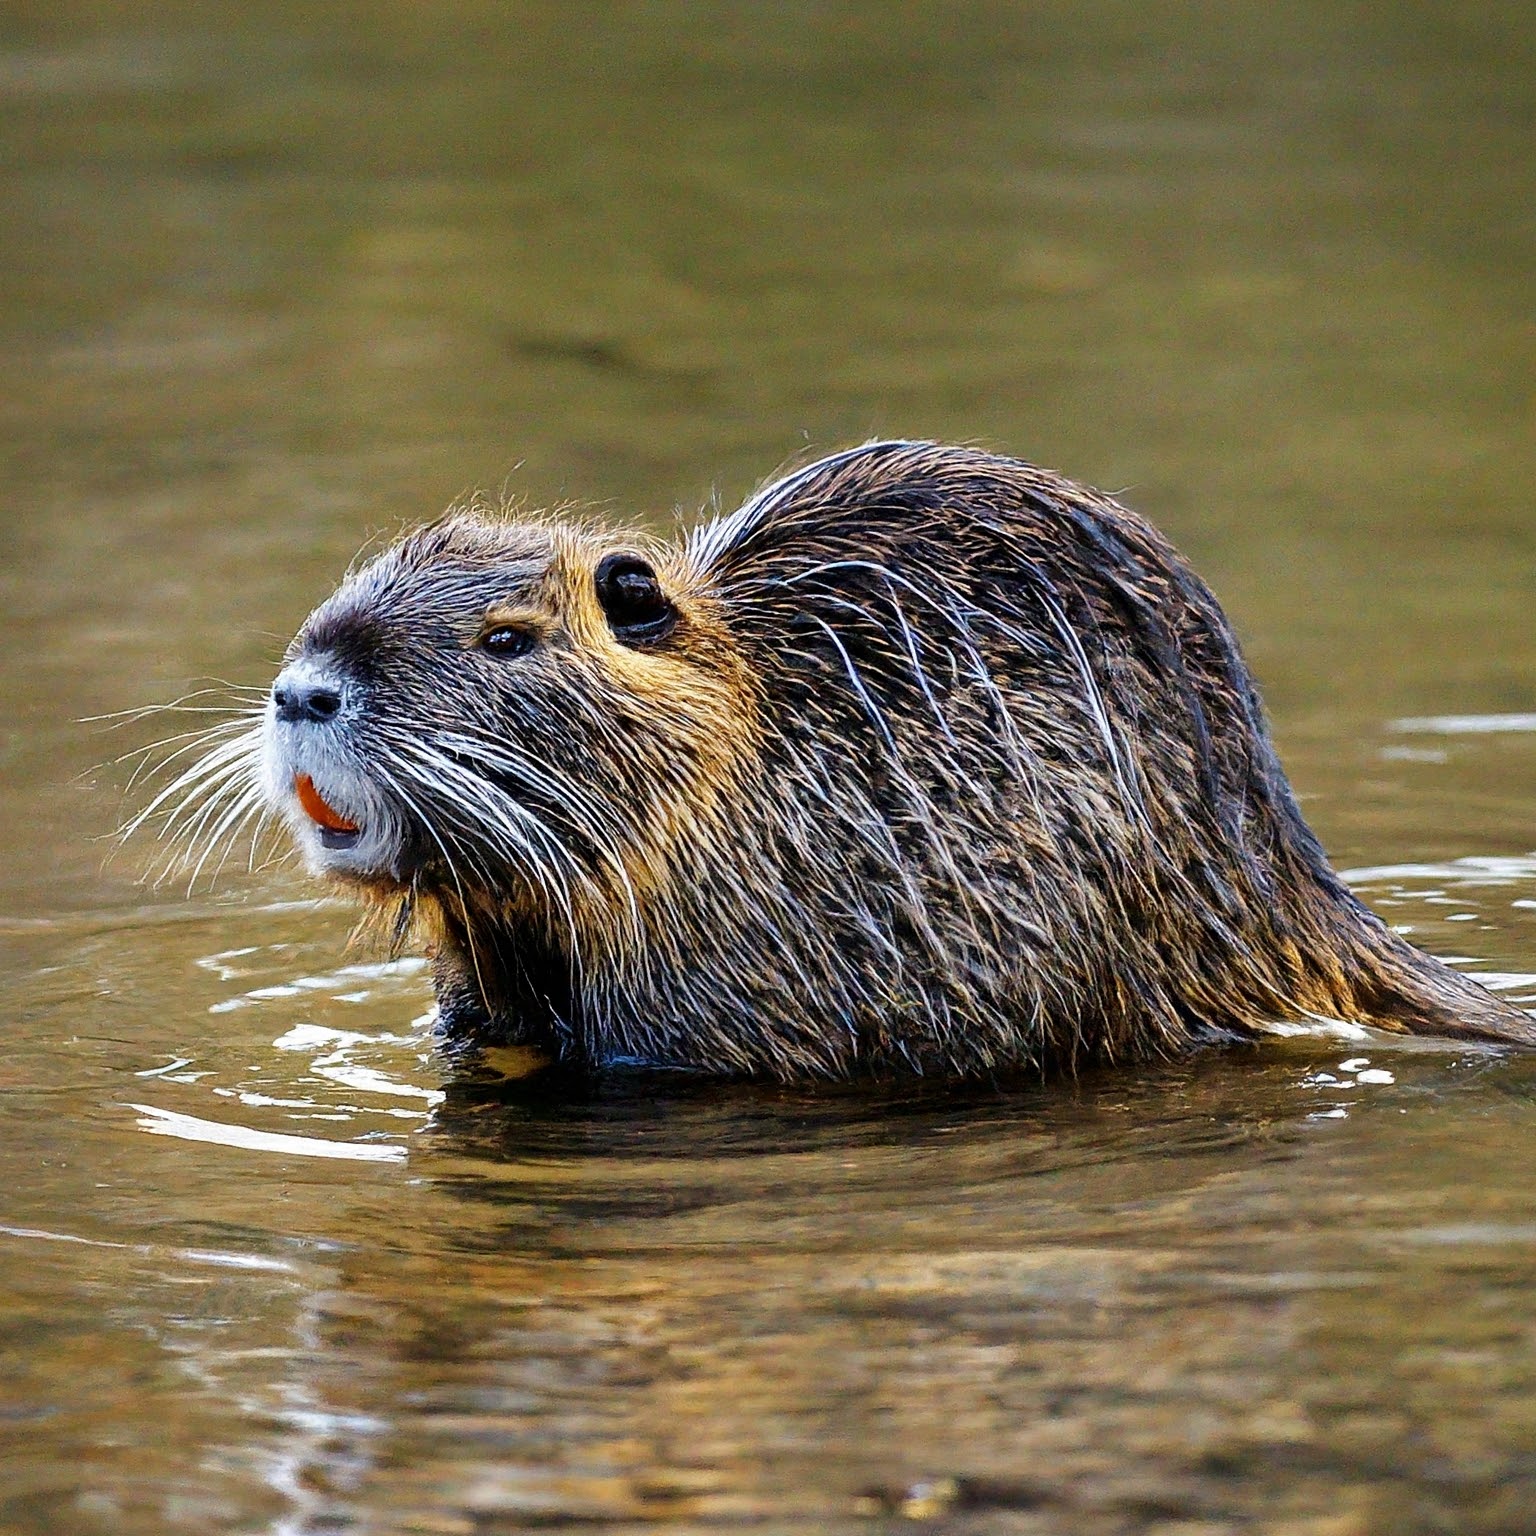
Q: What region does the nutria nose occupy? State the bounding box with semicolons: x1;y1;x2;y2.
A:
272;670;344;725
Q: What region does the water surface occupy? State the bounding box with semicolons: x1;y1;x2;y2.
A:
4;3;1536;1532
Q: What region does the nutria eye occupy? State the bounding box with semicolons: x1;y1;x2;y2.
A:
594;553;675;643
481;625;536;658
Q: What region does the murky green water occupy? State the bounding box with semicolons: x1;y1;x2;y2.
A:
4;3;1536;1531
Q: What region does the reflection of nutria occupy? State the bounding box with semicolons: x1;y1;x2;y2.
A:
165;441;1536;1076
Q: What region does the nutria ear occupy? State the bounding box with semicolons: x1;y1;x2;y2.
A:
594;553;676;643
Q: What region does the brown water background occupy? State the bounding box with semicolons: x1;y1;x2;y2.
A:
3;3;1536;1532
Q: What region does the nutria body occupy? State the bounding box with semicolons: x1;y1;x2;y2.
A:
235;441;1536;1076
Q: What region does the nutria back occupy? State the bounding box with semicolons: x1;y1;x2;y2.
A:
237;441;1536;1077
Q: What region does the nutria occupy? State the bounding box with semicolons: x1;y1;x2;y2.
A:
147;441;1536;1077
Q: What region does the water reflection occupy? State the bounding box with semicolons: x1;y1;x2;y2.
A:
74;1047;1531;1533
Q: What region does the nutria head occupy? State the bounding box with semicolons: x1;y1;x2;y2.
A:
138;442;1536;1077
262;515;756;961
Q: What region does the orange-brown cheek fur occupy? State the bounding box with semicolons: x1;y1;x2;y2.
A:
538;539;757;922
608;643;760;911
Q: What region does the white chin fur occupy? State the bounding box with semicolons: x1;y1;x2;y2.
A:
262;710;405;882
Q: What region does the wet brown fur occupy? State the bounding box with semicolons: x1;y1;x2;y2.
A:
270;442;1536;1077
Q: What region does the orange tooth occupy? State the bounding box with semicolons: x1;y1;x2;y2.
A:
294;773;360;834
